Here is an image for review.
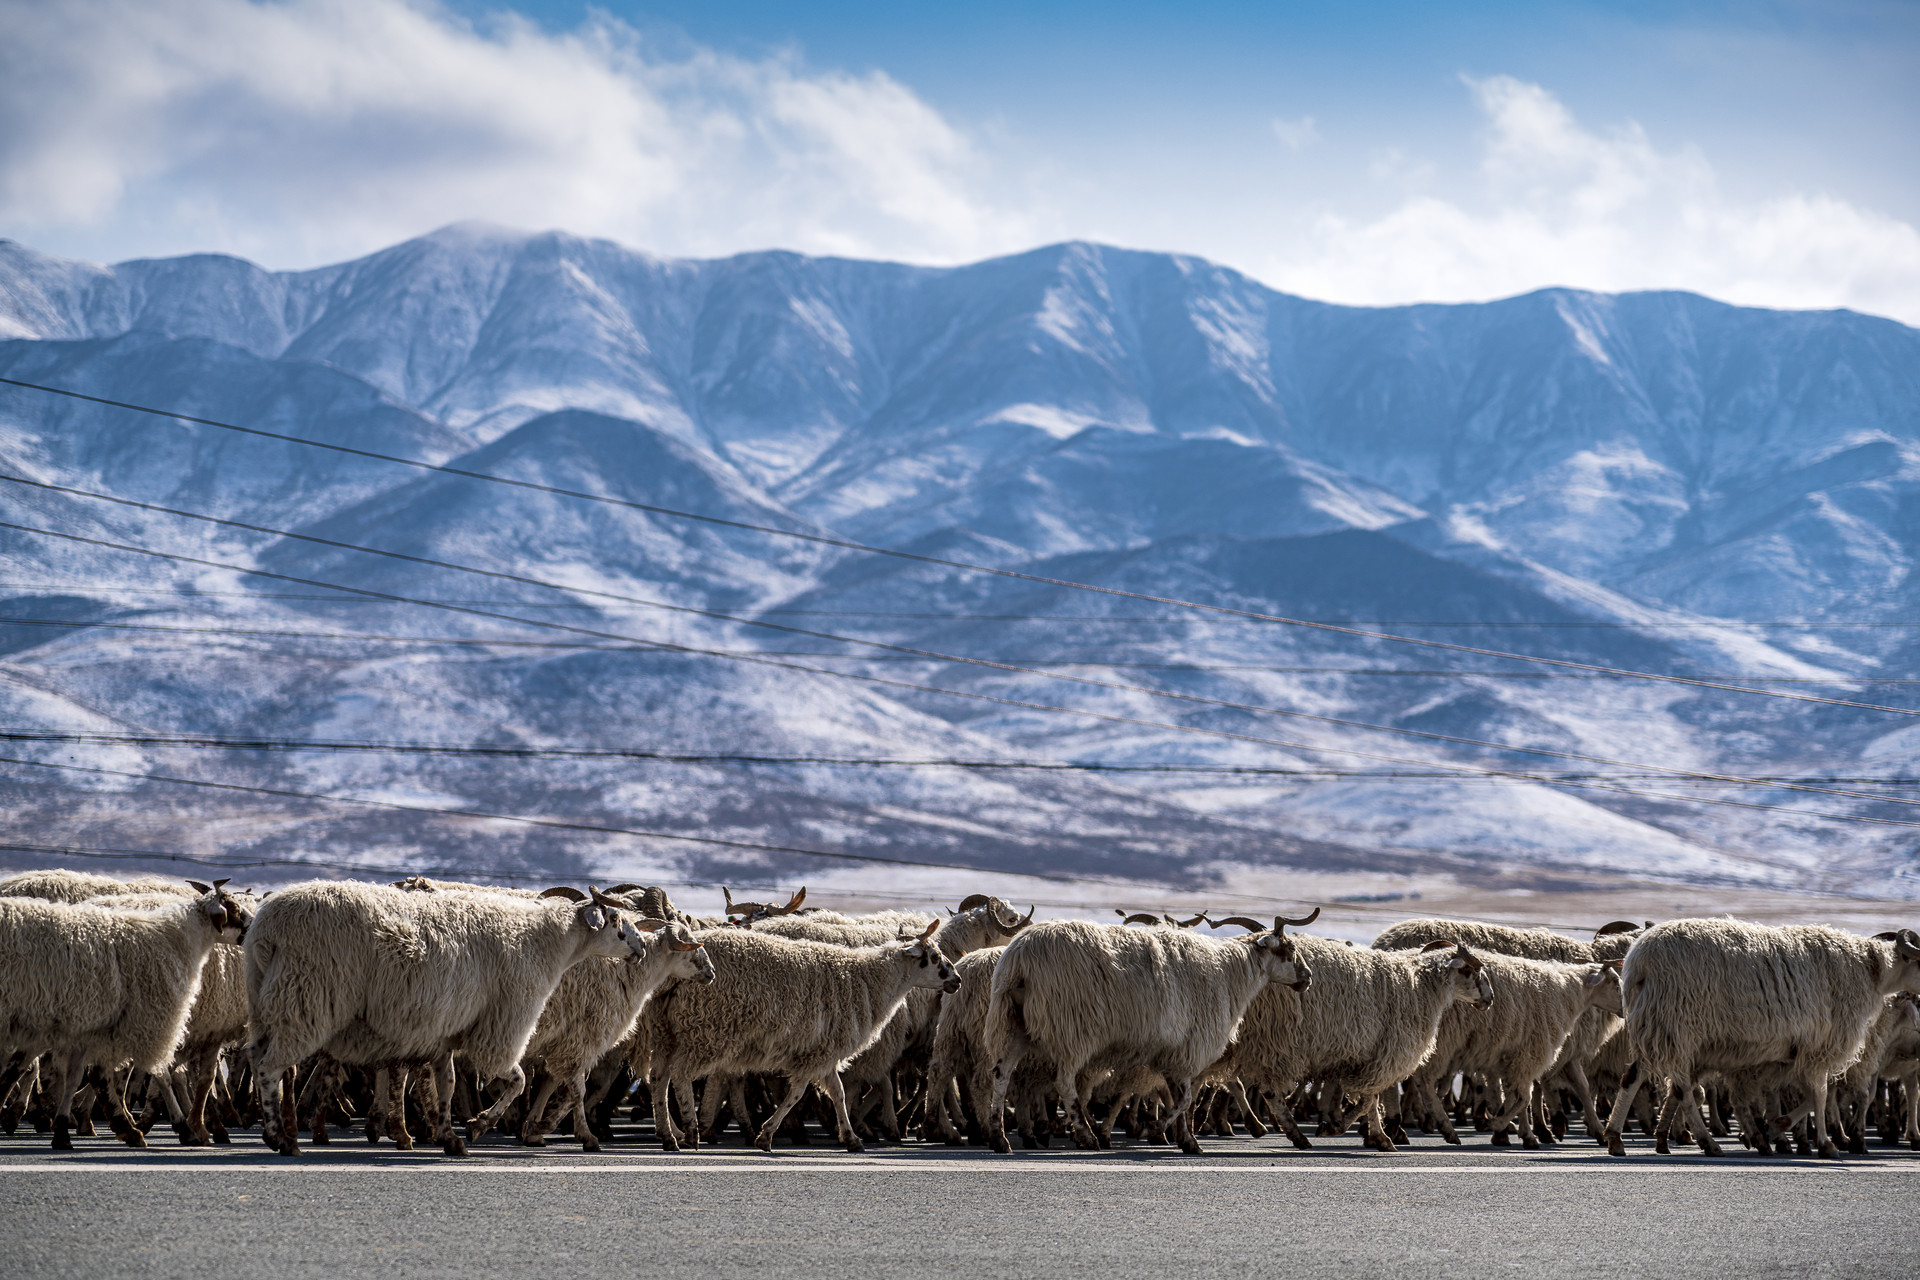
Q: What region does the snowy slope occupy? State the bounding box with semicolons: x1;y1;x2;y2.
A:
2;226;1919;896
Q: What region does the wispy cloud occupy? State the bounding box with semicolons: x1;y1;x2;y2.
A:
1270;115;1319;150
0;0;1024;267
1268;75;1920;324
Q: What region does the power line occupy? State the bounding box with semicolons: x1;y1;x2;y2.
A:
10;475;1920;810
12;729;1920;788
0;376;1897;713
6;614;1913;683
8;516;1920;823
0;753;1171;885
6;583;1911;630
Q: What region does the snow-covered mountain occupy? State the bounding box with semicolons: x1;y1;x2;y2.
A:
3;223;1919;898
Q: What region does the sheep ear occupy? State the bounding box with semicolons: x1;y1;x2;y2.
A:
540;886;587;902
187;880;213;895
1583;966;1610;986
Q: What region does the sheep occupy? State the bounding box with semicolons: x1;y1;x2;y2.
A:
0;880;252;1149
244;881;639;1156
1603;920;1920;1158
87;891;254;1146
981;911;1316;1155
1405;953;1622;1149
0;868;191;904
641;921;959;1152
1208;932;1494;1153
1373;917;1643;1140
1828;995;1920;1154
516;919;714;1151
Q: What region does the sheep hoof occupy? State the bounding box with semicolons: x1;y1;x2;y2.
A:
1522;1137;1540;1151
51;1121;73;1151
1817;1143;1840;1161
117;1127;148;1150
1180;1138;1203;1155
210;1129;231;1146
520;1132;546;1146
1910;1137;1920;1151
1290;1134;1314;1150
1655;1137;1670;1154
1848;1136;1866;1155
442;1135;468;1157
1604;1130;1626;1157
580;1136;602;1153
753;1133;774;1153
843;1138;864;1153
990;1135;1012;1155
1491;1131;1510;1147
1096;1131;1113;1150
1246;1120;1269;1139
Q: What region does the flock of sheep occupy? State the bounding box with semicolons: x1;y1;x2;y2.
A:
2;865;1918;1162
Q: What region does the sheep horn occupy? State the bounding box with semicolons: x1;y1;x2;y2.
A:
212;878;230;890
1593;920;1642;937
605;883;644;895
1173;912;1207;929
187;879;213;894
540;886;588;902
1018;904;1035;927
1897;930;1920;959
1873;931;1902;942
390;878;410;888
990;899;1026;930
632;918;671;932
1209;916;1267;933
957;894;993;913
780;888;806;914
669;928;704;952
589;887;627;909
1122;913;1161;926
1420;939;1456;952
1274;907;1320;931
723;887;740;914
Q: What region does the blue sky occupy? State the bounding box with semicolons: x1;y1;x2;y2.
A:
3;0;1917;320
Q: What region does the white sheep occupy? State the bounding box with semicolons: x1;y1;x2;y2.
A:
0;880;250;1149
641;921;959;1152
244;881;637;1156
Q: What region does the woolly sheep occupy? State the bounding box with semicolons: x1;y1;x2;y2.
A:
244;881;637;1156
982;911;1315;1155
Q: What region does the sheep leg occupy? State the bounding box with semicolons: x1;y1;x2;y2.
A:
1415;1072;1460;1145
1561;1061;1603;1140
1264;1085;1315;1150
1667;1073;1722;1157
423;1055;462;1156
754;1075;816;1152
383;1064;414;1150
1491;1079;1540;1151
49;1051;89;1151
1776;1071;1839;1160
1361;1095;1397;1153
362;1066;385;1143
649;1072;683;1152
519;1070;564;1147
985;1024;1031;1155
1226;1079;1269;1139
182;1047;219;1146
1602;1060;1644;1156
816;1071;864;1153
570;1072;602;1153
99;1066;147;1150
673;1077;702;1151
1165;1077;1202;1155
697;1073;730;1143
871;1075;901;1142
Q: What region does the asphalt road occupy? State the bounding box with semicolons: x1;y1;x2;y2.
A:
5;1125;1917;1279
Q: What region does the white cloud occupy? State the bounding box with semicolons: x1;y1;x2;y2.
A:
1271;115;1319;150
2;6;1916;329
1266;75;1920;325
0;0;1024;268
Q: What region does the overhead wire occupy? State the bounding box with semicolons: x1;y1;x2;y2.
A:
10;728;1920;788
0;375;1905;713
8;479;1920;815
8;516;1920;827
3;613;1913;682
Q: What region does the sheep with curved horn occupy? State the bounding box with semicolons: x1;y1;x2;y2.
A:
244;880;632;1156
